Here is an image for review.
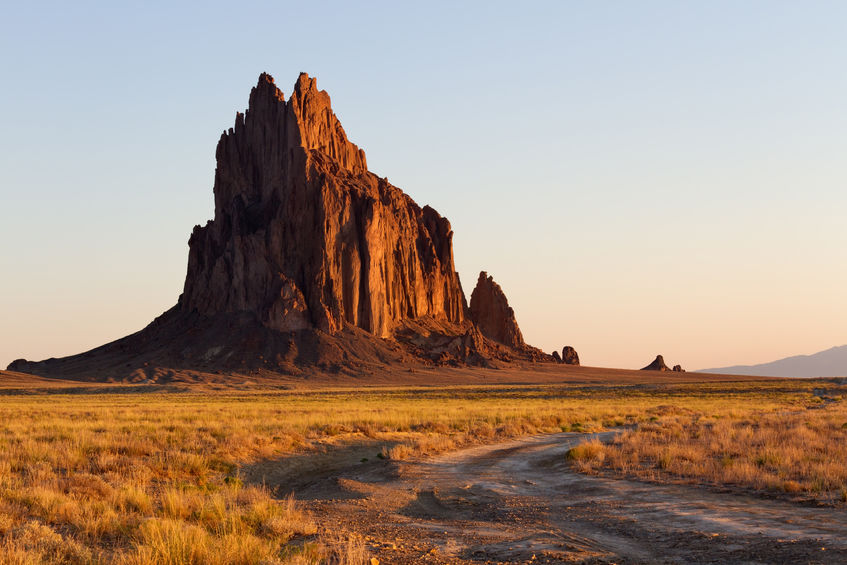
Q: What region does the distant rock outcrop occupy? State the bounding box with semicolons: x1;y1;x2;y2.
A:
672;364;684;372
561;346;580;366
8;73;546;381
468;272;525;348
641;355;670;371
549;346;579;365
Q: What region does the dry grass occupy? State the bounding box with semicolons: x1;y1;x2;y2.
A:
567;439;606;463
570;388;847;503
0;377;839;561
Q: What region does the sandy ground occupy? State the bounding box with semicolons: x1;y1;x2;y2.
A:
251;432;847;564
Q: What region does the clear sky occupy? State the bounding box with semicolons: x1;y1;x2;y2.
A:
1;1;845;371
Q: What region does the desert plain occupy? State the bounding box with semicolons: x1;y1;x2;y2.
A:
2;366;847;564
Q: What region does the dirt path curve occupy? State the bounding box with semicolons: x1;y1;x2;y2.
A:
281;432;847;564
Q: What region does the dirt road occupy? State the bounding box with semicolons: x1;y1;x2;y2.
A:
266;432;847;563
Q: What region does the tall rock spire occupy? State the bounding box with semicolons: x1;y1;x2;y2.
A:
181;72;466;337
468;272;525;348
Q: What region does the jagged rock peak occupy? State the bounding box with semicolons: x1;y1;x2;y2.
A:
236;71;367;176
251;72;285;103
242;71;367;175
290;72;367;174
468;271;525;348
182;72;466;338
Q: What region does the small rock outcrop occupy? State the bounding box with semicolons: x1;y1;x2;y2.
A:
641;355;670;371
468;272;525;348
552;351;562;363
672;364;685;372
561;346;580;365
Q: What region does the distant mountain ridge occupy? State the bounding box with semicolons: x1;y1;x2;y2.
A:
700;345;847;377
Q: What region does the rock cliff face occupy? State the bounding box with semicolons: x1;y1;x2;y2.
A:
468;272;525;348
181;73;466;337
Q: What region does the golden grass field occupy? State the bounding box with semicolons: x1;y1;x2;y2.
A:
0;368;842;564
569;387;847;502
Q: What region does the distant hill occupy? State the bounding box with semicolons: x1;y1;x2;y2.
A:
700;345;847;377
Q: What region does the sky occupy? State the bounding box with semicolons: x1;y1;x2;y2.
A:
1;1;845;371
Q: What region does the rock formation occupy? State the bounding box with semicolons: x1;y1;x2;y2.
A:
641;355;670;371
8;73;546;381
182;73;466;336
550;346;580;365
672;364;685;372
561;346;580;366
468;272;525;348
